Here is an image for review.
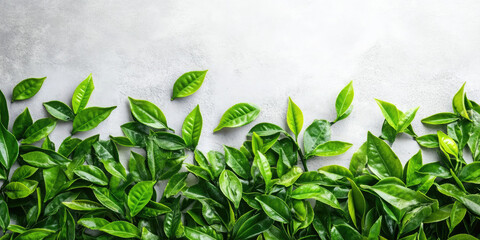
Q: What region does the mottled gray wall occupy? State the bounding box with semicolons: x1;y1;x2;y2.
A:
1;1;480;172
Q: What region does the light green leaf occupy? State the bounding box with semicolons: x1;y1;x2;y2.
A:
452;82;470;120
128;181;155;217
182;105;203;149
73;165;109;186
43;101;75;121
171;70;208;100
287;97;303;139
335;81;354;122
72;106;116;134
366;132;403;179
22;118;56;144
219;170;242;209
255;195;291;223
12;77;46;102
214;103;260;132
72;74;94;114
0;122;19;169
128;97;167;129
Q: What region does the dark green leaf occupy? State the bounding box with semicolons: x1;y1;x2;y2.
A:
12;108;33;139
43;101;75;121
22;118;56;144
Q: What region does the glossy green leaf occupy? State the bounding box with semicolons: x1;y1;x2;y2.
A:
255;151;272;192
366;132;403;179
121;121;150;147
233;211;273;240
72;74;94;114
307;141;352;158
436;183;480;215
73;165;109;186
182;105;203;149
458;162;480;184
164;172;188;198
128;97;168;129
151;131;186;150
422;112;459;125
0;199;9;231
335;81;354;122
171;70;207;100
291;184;340;209
0;90;8;127
14;228;54;240
184;226;221;240
72;106;116;134
214;103;260;132
0;122;18;169
452;82;470;120
375;99;400;130
276;166;303;187
255;195;291;223
448;234;479;240
219;170;242;209
303;119;331;155
287;97;303;139
438;130;459;157
43;166;67;202
349;142;367;176
92;187;124;214
62;200;105;211
128;181;155;217
99;221;141;239
5;180;38;199
397;106;419;132
138;201;171;218
416;134;439;148
224;145;250;179
12;108;33;139
448;201;467;233
12;77;46;102
43;101;75;121
78;217;110;230
22;118;56;144
20;151;57;168
11;165;38;181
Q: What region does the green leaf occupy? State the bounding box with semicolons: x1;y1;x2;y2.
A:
92;187;125;215
128;181;155;217
0;90;8;128
214;103;260;132
375;99;400;130
138;201;171;218
121;122;150;147
367;216;382;240
72;74;94;114
164;198;182;238
233;211;273;240
5;180;38;199
22;118;56;144
141;227;160;240
100;159;127;180
58;137;82;157
182;105;203;149
422;112;459;125
335;81;354;122
349;142;367;176
366;132;403;179
424;204;454;223
14;228;55;240
224;145;250;179
416;134;439;148
0;122;19;169
78;217;110;230
452;82;470;120
307;141;352;158
255;195;291;223
219;170;242;209
255;151;272;192
12;77;46;102
12;108;33;139
11;165;38;181
291;184;340;209
303;119;331;155
171;70;207;100
151;132;186;150
458;162;480;184
21;151;57;168
184;226;221;240
436;183;480;215
438;130;459;157
287;97;303;139
397;106;419;132
0;199;9;231
361;178;433;211
72;106;116;134
62;200;105;211
128;97;168;129
448;234;479;240
43;101;75;121
276;166;303;187
347;178;366;229
164;172;188;198
43;166;67;202
41;135;55;151
73;165;109;186
448;201;467;233
99;221;141;239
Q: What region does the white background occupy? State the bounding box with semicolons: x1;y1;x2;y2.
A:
1;1;480;172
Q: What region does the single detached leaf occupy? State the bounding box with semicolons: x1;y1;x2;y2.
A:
128;97;168;129
255;195;291;223
182;105;203;149
219;170;243;209
452;82;470;120
73;165;109;186
12;108;33;139
287;97;303;139
307;141;352;158
171;70;208;100
72;106;116;134
214;103;260;132
0;122;19;169
421;112;459;125
128;181;155;217
335;81;354;122
99;221;141;239
12;77;46;102
43;101;75;121
366;132;403;179
0;90;8;127
72;74;94;114
22;118;56;144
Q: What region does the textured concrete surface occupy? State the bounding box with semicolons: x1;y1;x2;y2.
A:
1;1;480;172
